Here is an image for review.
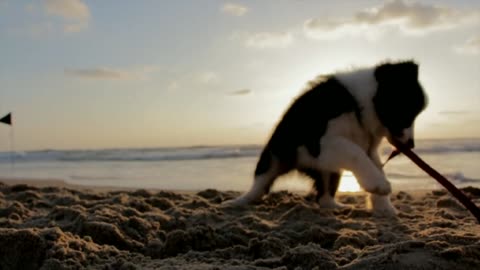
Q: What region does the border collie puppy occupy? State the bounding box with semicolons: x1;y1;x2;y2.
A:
228;61;427;215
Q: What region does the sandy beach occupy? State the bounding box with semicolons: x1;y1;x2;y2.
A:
0;179;479;269
3;0;480;269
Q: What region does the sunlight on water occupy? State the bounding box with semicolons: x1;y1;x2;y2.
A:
338;171;361;192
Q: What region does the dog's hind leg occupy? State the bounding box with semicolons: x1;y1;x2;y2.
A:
225;148;285;206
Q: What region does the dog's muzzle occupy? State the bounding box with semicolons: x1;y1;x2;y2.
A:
389;127;415;149
405;138;415;148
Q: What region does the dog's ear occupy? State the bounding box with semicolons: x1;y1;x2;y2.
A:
398;61;418;80
374;63;393;83
375;61;418;83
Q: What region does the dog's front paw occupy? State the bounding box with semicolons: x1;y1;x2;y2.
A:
364;179;392;196
368;194;398;217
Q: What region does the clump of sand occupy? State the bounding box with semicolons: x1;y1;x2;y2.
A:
0;181;479;269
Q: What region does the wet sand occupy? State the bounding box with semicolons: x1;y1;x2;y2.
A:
0;179;479;269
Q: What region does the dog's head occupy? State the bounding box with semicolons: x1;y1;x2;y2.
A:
373;61;427;148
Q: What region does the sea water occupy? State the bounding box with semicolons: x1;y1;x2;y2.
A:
0;139;479;192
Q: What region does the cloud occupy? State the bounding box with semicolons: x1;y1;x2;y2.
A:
26;22;54;36
229;89;252;96
197;71;220;84
44;0;89;20
438;110;472;115
304;0;480;40
63;22;88;33
242;31;294;49
455;36;480;55
64;67;155;80
222;3;248;17
25;3;35;12
167;81;180;91
43;0;90;33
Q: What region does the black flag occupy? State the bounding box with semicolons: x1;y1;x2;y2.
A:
0;113;12;125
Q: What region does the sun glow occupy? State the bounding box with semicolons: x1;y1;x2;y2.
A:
338;171;361;192
272;170;363;193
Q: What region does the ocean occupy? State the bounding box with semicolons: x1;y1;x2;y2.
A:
1;138;480;192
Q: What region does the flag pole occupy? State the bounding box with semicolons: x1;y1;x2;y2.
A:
9;124;15;170
0;112;14;171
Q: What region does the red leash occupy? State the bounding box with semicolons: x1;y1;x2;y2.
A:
387;139;480;223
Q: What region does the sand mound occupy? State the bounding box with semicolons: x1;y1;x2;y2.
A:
0;182;479;269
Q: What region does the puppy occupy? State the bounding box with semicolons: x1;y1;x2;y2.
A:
228;61;427;215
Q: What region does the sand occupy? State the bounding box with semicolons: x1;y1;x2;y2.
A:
0;180;480;270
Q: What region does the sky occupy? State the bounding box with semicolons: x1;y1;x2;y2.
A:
0;0;479;151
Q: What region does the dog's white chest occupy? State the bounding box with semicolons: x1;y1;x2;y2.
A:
324;112;370;151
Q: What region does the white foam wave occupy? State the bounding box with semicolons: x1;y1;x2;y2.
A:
387;171;480;183
0;147;261;163
1;139;480;163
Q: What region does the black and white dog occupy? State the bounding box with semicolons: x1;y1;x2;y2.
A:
228;61;427;215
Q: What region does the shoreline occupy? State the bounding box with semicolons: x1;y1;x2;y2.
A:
0;177;135;192
0;177;207;194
